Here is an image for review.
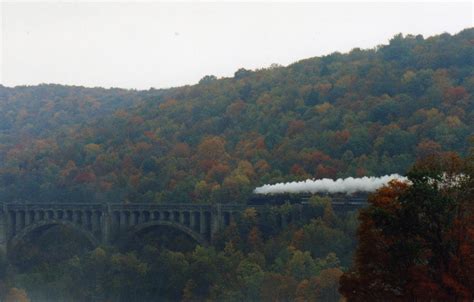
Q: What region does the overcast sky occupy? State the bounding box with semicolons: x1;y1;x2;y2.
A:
1;1;472;90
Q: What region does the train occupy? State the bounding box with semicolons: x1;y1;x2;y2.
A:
247;192;368;206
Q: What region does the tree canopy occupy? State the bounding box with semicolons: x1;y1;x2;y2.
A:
0;29;472;204
340;152;474;300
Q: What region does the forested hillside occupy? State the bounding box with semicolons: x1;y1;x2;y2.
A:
0;28;472;204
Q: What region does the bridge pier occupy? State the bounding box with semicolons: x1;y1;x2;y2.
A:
190;212;196;231
200;210;207;238
210;204;221;243
120;211;128;231
101;204;111;245
0;207;7;257
91;211;100;234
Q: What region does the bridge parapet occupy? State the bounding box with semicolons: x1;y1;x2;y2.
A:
4;203;104;210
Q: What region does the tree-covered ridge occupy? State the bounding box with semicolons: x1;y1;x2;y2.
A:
0;29;473;203
0;84;151;136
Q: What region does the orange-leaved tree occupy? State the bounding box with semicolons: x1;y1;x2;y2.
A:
340;152;474;301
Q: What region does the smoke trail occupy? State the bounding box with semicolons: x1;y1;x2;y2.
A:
254;174;408;195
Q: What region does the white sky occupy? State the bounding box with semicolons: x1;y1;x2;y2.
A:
1;1;472;90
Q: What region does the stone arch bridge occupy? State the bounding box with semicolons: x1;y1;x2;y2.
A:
0;200;364;255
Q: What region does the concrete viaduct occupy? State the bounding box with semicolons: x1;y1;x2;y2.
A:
0;200;365;255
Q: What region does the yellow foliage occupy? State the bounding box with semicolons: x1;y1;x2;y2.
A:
236;160;255;179
446;115;462;128
84;143;101;155
5;288;30;302
314;102;332;114
159;98;178;110
243;207;258;221
401;70;416;84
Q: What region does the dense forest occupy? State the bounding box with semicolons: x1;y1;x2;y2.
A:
2;153;472;301
0;28;473;301
0;29;472;204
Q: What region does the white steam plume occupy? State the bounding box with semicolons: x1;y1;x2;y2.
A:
254;174;408;195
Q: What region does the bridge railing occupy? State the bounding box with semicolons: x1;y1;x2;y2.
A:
2;203;104;211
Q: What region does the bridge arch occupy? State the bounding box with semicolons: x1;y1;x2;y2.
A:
122;220;208;247
9;220;100;252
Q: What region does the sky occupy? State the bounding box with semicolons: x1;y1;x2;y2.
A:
1;1;472;90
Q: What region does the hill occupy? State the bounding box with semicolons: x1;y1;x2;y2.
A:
0;28;472;204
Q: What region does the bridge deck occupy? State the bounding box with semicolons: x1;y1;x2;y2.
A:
0;200;367;255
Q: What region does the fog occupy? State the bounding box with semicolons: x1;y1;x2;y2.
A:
1;2;472;89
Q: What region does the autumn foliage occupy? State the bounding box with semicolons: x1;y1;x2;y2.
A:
0;30;472;204
340;153;474;300
0;29;473;301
